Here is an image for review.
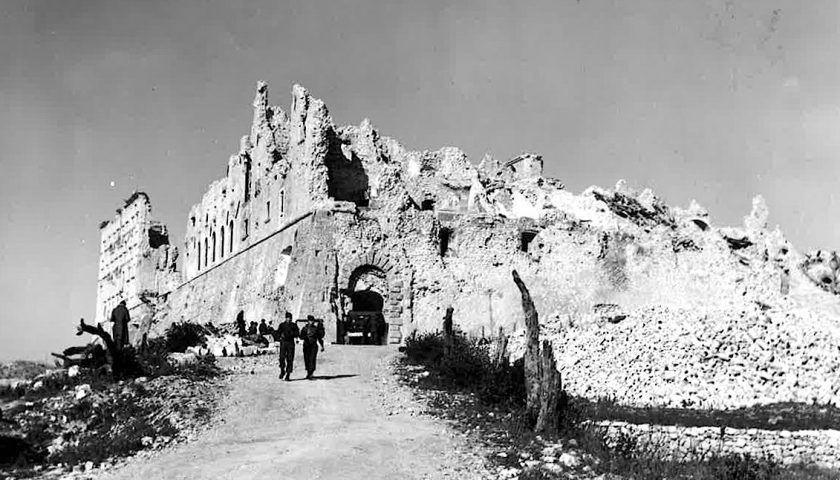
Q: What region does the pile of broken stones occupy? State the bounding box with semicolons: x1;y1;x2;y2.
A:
0;364;224;479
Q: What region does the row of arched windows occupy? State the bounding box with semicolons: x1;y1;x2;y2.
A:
196;220;235;272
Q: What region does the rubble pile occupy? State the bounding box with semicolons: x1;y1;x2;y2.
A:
0;367;224;477
200;324;279;358
504;184;840;410
556;303;840;409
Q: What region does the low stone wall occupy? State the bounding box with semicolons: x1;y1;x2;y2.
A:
599;421;840;469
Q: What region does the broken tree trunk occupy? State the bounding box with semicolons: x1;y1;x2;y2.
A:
512;270;542;424
512;270;562;433
536;339;561;433
75;318;128;376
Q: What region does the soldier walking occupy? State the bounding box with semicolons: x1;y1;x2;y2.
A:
276;312;299;381
300;315;325;380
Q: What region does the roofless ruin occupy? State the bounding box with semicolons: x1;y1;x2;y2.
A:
96;82;840;411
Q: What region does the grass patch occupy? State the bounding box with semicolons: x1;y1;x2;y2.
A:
403;331;525;407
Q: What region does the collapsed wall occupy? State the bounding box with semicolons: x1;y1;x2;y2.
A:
94;192;179;341
504;190;840;409
99;82;840;410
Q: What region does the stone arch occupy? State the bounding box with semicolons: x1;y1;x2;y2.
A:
336;251;395;287
337;251;405;344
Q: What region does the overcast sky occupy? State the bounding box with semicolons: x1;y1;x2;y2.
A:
1;0;838;361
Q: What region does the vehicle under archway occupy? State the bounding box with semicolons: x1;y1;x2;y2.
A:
340;265;388;345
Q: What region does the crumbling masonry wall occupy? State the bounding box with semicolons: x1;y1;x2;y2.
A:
95;192;179;339
99;82;840;412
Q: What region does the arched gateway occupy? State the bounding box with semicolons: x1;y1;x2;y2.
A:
336;251;406;344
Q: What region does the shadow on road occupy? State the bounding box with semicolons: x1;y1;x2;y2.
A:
276;374;360;382
312;374;359;381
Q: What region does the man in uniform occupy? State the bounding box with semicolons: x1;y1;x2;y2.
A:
258;319;270;336
300;315;325;380
276;312;299;381
110;300;131;351
235;311;247;337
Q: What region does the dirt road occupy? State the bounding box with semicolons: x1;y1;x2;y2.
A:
98;345;488;480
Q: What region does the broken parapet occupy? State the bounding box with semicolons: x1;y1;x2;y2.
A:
504;153;544;181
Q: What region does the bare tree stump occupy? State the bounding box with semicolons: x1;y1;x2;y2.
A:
512;270;562;433
442;306;455;356
536;339;562;433
512;270;542;424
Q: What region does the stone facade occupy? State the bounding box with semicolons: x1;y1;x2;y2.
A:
97;82;840;412
94;192;178;338
138;82;549;345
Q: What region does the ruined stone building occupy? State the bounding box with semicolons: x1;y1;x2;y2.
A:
96;82;566;345
95;192;179;328
96;82;840;410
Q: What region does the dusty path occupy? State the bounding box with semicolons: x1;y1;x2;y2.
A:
98;345;488;480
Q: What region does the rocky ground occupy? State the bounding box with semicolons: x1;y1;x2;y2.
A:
395;337;840;480
1;361;226;480
10;340;839;480
394;358;615;480
51;345;490;480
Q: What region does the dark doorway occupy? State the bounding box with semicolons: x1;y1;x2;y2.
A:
341;265;388;345
439;227;453;257
349;289;384;312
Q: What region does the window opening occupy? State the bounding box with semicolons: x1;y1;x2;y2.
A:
229;220;234;253
520;231;538;252
279;189;286;217
244;161;251;201
439;227;453;257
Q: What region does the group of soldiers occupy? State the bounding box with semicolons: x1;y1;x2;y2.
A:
273;313;325;381
110;300;327;381
234;311;325;380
